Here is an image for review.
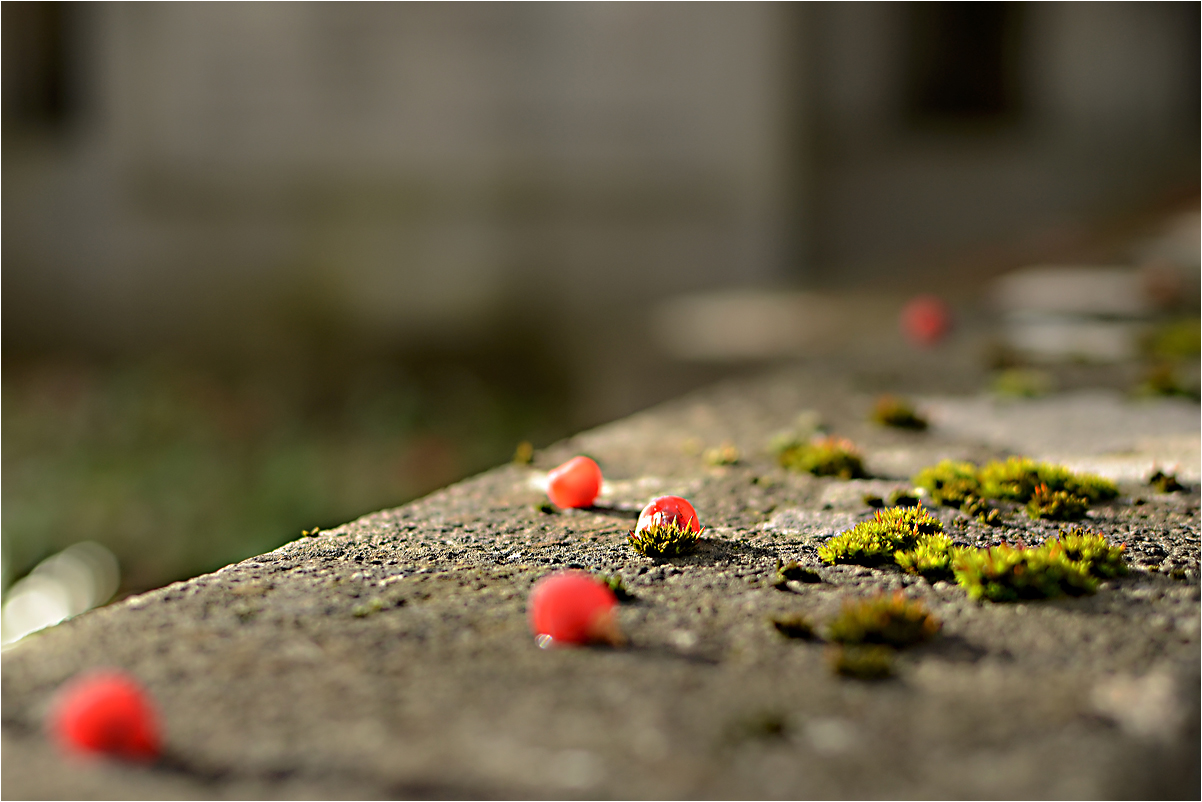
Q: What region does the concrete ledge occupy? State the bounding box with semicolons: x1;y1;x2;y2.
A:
3;366;1199;798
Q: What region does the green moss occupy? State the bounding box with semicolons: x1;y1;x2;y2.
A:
818;506;943;566
826;591;941;648
1051;529;1128;578
703;443;740;466
598;572;638;602
894;533;959;582
1146;318;1201;359
773;558;822;588
1025;485;1089;521
771;612;817;640
913;460;981;507
914;458;1116;514
727;710;789;741
830;644;895;680
352;597;386;617
992;368;1052;398
628;520;700;558
513;440;534;465
871;395;928;431
952;542;1098;602
778;436;867;479
1148;469;1185;493
534;501;558;515
977;457;1117;504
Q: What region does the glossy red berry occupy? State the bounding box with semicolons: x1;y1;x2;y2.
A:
50;670;161;761
636;495;701;536
900;295;951;347
528;571;622;647
546;456;603;508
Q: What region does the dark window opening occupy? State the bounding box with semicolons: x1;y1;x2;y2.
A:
905;2;1024;126
2;1;77;133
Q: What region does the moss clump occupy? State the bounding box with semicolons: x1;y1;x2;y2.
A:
627;521;700;558
952;539;1109;602
1052;529;1127;578
978;457;1117;504
818;506;943;566
771;612;817;640
703;442;740;466
352;597;386;617
827;591;941;648
871;395;928;431
830;644;895;680
598;573;638;602
914;458;1116;515
894;533;959;582
864;490;920;509
992;368;1052;398
1148;469;1185;493
513;440;534;465
773;558;822;589
778;436;867;479
1146;318;1201;359
1025;484;1088;521
913;460;981;507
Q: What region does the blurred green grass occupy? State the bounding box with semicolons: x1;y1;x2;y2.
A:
3;356;568;594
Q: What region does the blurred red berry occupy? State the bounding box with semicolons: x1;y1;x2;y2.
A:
546;456;603;508
636;495;701;536
528;571;622;647
900;295;951;346
50;670;161;761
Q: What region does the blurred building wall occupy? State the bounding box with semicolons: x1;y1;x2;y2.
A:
811;2;1199;281
3;2;1197;360
4;2;798;358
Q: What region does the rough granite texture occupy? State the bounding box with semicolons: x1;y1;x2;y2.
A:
3;365;1199;799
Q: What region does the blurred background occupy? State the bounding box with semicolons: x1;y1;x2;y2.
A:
3;2;1199;637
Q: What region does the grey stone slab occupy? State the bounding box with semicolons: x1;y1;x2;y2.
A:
3;366;1199;799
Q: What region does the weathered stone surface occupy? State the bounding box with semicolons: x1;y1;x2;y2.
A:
3;366;1199;799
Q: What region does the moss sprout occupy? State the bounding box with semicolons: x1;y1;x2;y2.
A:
778;436;867;479
913;460;981;507
773;558;822;588
952;543;1097;602
914;458;1116;516
978;457;1117;504
771;612;817;640
627;520;700;558
1025;485;1089;521
826;591;941;648
704;442;740;466
513;441;534;465
992;368;1052;398
598;572;638;602
1051;529;1127;578
352;597;386;617
818;506;943;566
830;644;895;680
1148;469;1185;493
871;395;928;431
894;533;959;582
1146;317;1201;359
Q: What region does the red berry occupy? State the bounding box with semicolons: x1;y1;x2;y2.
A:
50;670;161;761
528;571;622;647
900;295;951;347
546;456;603;509
635;495;701;536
